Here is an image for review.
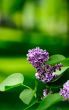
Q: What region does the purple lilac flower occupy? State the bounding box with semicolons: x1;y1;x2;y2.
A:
59;80;69;100
27;47;63;83
35;64;63;83
43;89;50;97
43;89;49;97
27;47;49;68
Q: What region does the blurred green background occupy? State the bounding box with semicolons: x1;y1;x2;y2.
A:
0;0;68;109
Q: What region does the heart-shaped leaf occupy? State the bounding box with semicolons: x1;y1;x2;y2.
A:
37;93;63;110
0;73;24;91
46;54;65;65
19;89;35;105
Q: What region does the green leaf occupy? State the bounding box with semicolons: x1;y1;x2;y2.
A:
19;89;35;105
37;93;63;110
0;73;24;91
51;67;69;82
46;54;65;65
53;67;68;75
49;101;69;110
61;58;69;67
24;99;38;110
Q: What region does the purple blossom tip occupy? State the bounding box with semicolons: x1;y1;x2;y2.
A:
27;47;49;68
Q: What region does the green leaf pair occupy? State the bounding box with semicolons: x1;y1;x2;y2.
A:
0;73;35;105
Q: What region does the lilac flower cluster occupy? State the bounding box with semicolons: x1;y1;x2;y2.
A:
35;64;62;83
59;80;69;100
27;47;49;68
27;47;63;83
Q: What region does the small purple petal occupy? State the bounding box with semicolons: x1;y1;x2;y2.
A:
42;89;52;98
43;89;49;97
